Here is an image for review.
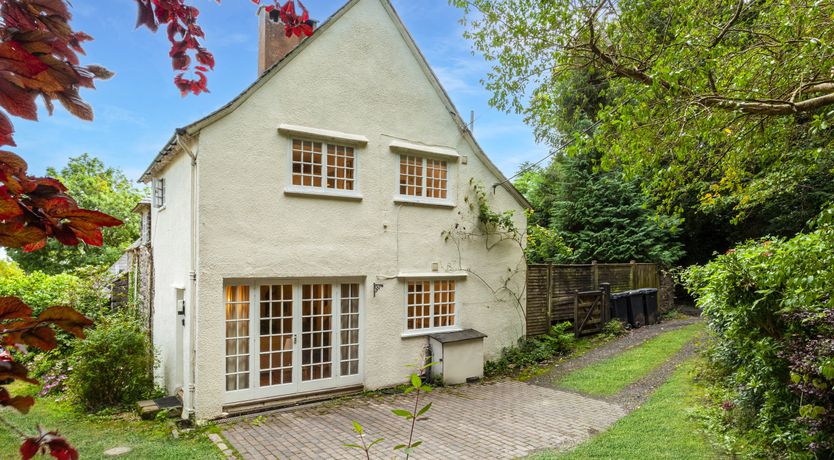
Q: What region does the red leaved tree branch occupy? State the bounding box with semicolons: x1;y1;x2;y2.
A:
0;1;314;457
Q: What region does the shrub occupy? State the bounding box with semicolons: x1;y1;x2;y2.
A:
682;207;834;458
0;265;112;377
66;313;157;410
600;319;627;340
485;322;575;377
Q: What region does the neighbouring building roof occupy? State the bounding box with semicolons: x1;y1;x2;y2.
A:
132;198;151;214
138;0;531;209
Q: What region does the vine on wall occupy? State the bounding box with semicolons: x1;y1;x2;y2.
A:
442;179;528;327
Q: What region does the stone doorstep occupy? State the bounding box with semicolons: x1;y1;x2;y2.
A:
136;395;182;420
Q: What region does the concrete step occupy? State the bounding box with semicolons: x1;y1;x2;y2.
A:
137;395;182;420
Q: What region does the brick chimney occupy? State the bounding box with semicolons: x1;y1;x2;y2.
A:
258;10;309;75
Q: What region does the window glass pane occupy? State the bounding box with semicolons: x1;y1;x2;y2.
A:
301;284;333;382
425;159;448;199
225;285;250;391
326;145;355;191
339;284;360;376
399;155;423;196
291;139;324;188
258;284;294;387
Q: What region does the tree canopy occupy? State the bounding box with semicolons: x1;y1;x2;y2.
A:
454;0;834;221
7;154;144;274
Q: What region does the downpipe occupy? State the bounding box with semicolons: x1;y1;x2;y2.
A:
176;130;198;419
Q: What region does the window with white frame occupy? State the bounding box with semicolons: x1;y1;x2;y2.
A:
153;178;165;208
399;155;447;199
291;139;355;191
405;280;457;332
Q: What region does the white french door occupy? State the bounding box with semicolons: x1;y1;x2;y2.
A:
224;280;363;404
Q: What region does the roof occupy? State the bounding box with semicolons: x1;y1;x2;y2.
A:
138;0;531;209
428;329;488;344
132;198;151;213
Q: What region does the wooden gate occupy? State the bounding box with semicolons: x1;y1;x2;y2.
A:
573;283;611;337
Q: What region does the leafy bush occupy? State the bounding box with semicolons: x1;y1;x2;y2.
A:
66;313;157;410
0;264;112;377
0;264;111;318
683;207;834;458
485;322;575;377
600;319;627;340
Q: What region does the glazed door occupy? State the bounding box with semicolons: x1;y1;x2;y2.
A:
224;281;363;404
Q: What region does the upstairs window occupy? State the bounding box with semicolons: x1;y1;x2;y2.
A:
399;156;447;200
292;139;355;191
153;178;165;208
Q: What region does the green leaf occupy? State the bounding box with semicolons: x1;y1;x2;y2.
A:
416;402;432;417
411;373;422;389
411;441;423;448
344;444;362;449
393;444;406;450
391;409;412;418
369;438;384;447
351;421;363;435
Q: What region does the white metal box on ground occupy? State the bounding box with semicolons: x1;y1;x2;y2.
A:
428;329;487;385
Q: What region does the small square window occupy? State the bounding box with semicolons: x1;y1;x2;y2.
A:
153;178;165;208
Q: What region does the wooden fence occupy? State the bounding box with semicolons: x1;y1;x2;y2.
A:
526;261;665;336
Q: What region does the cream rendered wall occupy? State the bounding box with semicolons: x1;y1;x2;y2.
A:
192;0;526;419
150;150;193;395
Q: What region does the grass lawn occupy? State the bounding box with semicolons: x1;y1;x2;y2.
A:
530;360;723;459
557;323;703;396
0;382;222;459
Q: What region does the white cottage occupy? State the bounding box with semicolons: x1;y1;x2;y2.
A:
139;0;529;420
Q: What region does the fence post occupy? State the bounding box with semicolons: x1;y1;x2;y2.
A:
546;264;553;327
600;282;611;323
629;260;636;290
591;260;599;290
573;290;579;338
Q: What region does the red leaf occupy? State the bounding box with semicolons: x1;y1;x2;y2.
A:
0;149;27;172
0;220;46;248
0;387;35;414
0;358;38;384
86;64;114;80
0;112;15;147
22;239;47;252
20;439;40;460
196;49;214;69
19;325;57;351
135;0;158;31
0;79;38;121
53;208;123;227
37;306;94;338
0;186;23;220
0;296;32;321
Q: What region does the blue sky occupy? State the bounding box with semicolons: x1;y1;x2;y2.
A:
12;0;546;183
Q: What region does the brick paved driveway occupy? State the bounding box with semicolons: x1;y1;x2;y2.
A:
222;380;626;459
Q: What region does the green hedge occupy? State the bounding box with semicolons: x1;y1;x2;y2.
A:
683;206;834;458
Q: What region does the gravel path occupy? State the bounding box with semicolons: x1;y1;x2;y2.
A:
529;317;703;411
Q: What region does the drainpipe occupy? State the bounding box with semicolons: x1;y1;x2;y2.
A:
176;129;198;419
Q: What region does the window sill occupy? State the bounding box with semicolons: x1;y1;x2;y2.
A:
155;205;166;213
394;196;455;208
278;124;369;146
401;327;462;339
284;186;363;201
397;272;468;280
